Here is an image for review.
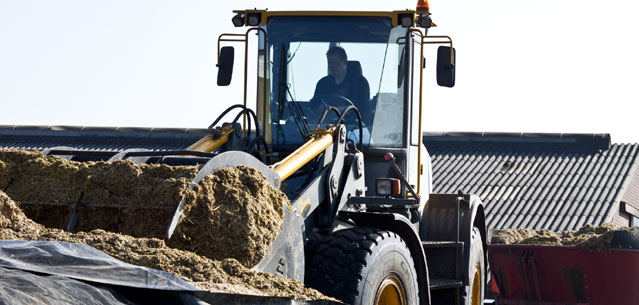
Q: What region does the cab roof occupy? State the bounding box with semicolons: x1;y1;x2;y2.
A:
232;9;425;27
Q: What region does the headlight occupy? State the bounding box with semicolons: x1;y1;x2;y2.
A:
376;178;401;196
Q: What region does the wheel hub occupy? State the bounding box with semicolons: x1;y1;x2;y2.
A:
375;275;407;305
472;265;481;305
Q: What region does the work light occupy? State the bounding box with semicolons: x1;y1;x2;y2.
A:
247;13;261;26
399;14;413;27
232;13;244;27
417;14;432;28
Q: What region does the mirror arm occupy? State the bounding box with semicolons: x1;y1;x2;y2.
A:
417;35;454;64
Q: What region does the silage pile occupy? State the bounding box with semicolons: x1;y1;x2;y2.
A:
0;149;198;233
0;148;326;300
490;223;639;250
0;190;325;299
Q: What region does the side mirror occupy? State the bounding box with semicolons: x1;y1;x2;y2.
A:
436;46;455;88
217;46;235;86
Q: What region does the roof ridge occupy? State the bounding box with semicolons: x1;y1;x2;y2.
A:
423;132;612;152
0;125;210;139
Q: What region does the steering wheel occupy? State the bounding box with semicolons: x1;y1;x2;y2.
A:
314;95;365;147
311;94;355;109
325;94;355;109
329;95;364;127
313;95;354;122
307;95;348;125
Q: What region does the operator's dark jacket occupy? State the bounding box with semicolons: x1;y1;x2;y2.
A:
312;71;371;124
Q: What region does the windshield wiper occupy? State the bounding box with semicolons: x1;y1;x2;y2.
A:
281;82;311;138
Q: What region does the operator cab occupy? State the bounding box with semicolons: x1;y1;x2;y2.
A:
217;9;455;202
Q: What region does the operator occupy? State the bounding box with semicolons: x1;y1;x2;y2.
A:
311;46;371;125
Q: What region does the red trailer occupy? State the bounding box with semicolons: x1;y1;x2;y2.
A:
488;231;639;305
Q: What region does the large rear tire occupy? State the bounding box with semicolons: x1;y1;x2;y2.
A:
464;227;485;305
305;228;419;305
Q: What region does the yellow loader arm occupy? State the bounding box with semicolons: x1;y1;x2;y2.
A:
186;125;235;153
272;128;335;181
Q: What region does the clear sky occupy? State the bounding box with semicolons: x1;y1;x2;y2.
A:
1;0;638;143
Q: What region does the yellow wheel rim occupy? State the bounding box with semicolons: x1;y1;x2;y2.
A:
374;275;407;305
471;265;481;305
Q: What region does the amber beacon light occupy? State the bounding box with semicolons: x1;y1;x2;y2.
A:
416;0;430;13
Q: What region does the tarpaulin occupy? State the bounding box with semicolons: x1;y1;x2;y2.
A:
0;240;341;305
0;240;198;291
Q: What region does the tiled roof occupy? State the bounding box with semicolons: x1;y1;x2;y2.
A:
424;132;639;231
0;125;208;151
3;126;637;232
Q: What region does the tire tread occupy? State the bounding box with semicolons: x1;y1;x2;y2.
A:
306;227;411;304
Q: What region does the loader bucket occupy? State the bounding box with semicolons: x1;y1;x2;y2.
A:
0;148;303;280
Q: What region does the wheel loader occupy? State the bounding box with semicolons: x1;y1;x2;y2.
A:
3;2;487;305
206;4;487;305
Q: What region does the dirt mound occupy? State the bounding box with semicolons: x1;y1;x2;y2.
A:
0;149;287;267
490;223;638;250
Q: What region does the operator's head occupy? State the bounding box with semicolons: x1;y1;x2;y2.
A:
326;46;348;78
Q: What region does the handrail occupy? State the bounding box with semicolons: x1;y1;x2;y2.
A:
217;27;268;136
409;29;454;196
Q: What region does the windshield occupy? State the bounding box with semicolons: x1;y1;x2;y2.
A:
266;17;408;149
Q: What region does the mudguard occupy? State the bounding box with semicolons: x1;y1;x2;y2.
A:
419;193;486;284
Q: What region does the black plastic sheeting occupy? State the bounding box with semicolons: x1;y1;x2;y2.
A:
0;266;207;305
0;240;198;291
0;240;341;305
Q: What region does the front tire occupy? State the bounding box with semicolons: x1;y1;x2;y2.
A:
305;228;419;305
